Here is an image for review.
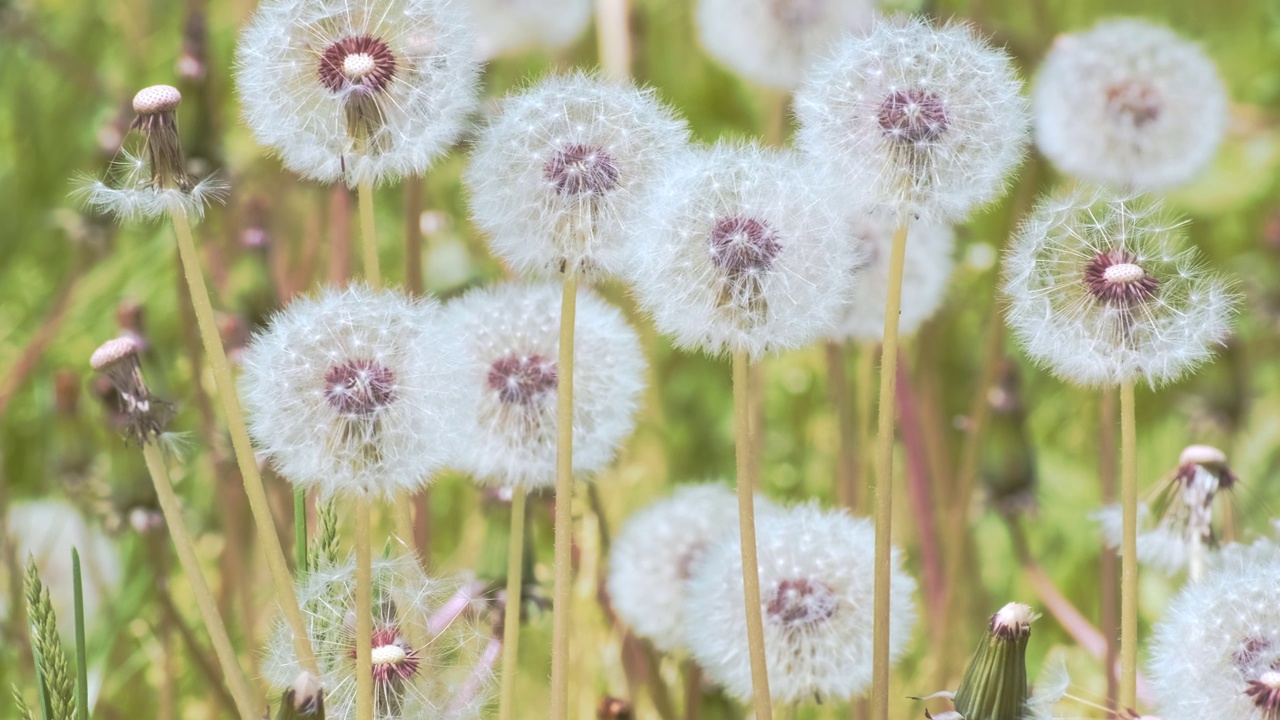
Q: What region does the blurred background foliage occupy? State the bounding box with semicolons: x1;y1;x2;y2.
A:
2;0;1280;717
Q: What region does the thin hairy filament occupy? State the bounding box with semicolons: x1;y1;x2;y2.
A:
355;496;374;720
550;272;579;720
168;208;318;672
871;221;909;720
499;487;528;720
1119;380;1138;709
594;0;631;80
734;350;773;720
141;442;259;720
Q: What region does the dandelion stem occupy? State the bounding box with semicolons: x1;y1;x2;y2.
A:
594;0;631;80
826;341;857;509
871;220;909;720
294;488;307;576
733;349;773;720
1119;380;1138;710
71;550;87;720
1099;386;1119;711
140;441;259;720
355;495;374;720
358;179;381;288
550;271;579;720
499;487;527;720
168;207;318;673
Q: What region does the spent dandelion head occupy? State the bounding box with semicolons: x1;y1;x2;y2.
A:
470;0;591;60
1002;186;1237;388
443;282;645;489
626;142;860;360
795;16;1029;222
1033;19;1228;191
683;503;917;703
238;285;469;499
695;0;874;90
464;72;691;281
90;336;175;444
235;0;480;187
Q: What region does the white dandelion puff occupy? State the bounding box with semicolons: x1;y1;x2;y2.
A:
1002;186;1237;388
683;502;917;703
464;72;691;281
470;0;592;60
1150;537;1280;720
262;555;493;720
235;0;480;187
1033;19;1228;191
239;285;469;499
695;0;875;90
442;282;645;489
625;142;861;360
795;16;1029;223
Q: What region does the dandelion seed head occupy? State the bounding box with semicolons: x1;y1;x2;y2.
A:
90;336;174;443
470;0;591;60
795;17;1029;223
1033;19;1228;190
444;282;644;490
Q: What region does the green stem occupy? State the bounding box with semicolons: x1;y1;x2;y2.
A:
294;488;308;577
355;496;374;720
550;272;579;720
72;550;87;720
499;488;528;720
1119;381;1138;709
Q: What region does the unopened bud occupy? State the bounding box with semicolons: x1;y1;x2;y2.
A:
952;602;1037;720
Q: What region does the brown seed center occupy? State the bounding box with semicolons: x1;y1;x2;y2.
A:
488;354;558;405
766;578;838;628
543;144;621;196
1245;672;1280;717
1083;251;1160;306
708;216;781;274
324;359;397;417
1106;81;1162;128
877;89;949;144
318;35;397;94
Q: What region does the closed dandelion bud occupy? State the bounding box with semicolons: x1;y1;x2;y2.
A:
239;286;469;499
1150;538;1280;720
950;603;1037;720
1033;19;1228;190
90;336;175;444
444;282;645;489
236;0;479;187
263;555;493;720
683;503;917;703
695;0;874;90
1003;186;1237;388
626;143;860;360
795;17;1029;223
471;0;591;60
465;73;691;281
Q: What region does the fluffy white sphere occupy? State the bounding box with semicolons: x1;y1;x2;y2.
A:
465;72;691;281
625;142;860;360
1002;186;1236;388
471;0;592;60
444;282;645;489
1150;538;1280;720
695;0;874;90
683;503;917;703
239;286;469;499
832;215;954;342
795;16;1029;223
236;0;480;187
1034;19;1228;191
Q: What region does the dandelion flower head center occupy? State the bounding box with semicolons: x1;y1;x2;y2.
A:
543;143;621;196
708;216;782;274
347;626;420;684
1246;671;1280;716
877;88;950;145
323;358;398;417
487;354;558;405
318;35;397;94
1084;252;1159;307
768;0;824;27
766;578;838;628
1105;80;1162;128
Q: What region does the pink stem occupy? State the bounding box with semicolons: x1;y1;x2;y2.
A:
428;581;484;636
447;636;502;717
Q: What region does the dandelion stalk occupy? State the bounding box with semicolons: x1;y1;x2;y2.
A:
71;550;87;720
1119;379;1138;709
168;206;318;672
1099;386;1120;710
871;220;908;720
498;487;527;720
354;497;374;720
733;349;772;720
550;271;579;720
140;441;260;720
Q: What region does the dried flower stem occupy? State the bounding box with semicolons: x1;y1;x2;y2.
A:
1119;380;1138;709
594;0;631;80
733;349;772;720
355;496;374;720
871;220;909;720
550;271;579;720
826;341;857;509
499;487;527;720
168;207;318;673
140;441;259;720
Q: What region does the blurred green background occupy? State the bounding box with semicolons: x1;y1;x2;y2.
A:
2;0;1280;717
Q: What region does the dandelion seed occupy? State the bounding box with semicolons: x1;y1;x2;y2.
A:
238;285;468;499
443;282;645;489
626;142;860;360
465;72;690;281
795;17;1029;222
682;503;916;703
470;0;592;60
1033;19;1228;190
1002;186;1237;388
236;0;479;187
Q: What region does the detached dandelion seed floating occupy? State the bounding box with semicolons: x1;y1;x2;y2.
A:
683;503;916;704
695;0;874;90
1034;19;1228;190
470;0;592;60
